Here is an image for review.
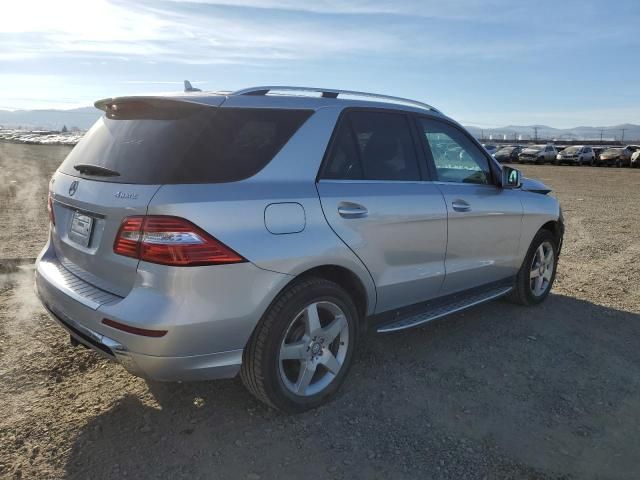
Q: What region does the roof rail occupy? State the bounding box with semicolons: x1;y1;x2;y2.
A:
231;86;440;113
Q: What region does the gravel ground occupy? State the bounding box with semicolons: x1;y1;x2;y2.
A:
1;142;639;479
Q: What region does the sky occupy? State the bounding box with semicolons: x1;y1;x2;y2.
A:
0;0;639;128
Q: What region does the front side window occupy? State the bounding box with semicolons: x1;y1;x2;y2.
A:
322;111;420;181
419;118;491;185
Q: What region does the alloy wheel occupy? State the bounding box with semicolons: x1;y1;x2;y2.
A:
278;301;349;397
529;241;555;297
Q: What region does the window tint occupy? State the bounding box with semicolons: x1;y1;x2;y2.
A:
59;103;312;184
321;118;363;180
322;111;420;181
419;118;491;185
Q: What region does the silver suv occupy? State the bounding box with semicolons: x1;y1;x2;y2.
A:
36;86;564;412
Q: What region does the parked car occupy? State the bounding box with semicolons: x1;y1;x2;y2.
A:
494;145;523;163
554;145;596;166
518;144;558;164
631;149;640;168
598;148;624;167
482;144;499;155
621;145;640;167
35;85;564;412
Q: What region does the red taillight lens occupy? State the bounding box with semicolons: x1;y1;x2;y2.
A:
113;216;143;258
47;193;55;225
113;216;245;266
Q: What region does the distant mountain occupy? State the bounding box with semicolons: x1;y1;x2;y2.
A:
1;106;638;143
0;107;101;131
466;123;640;142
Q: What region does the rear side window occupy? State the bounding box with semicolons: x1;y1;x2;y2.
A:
59;102;312;184
322;111;420;181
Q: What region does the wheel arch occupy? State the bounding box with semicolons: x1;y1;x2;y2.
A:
291;264;371;327
539;219;564;255
251;263;374;343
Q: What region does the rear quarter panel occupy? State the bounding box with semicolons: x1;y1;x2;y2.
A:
148;180;377;315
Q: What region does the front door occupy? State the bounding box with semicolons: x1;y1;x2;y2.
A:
416;116;523;295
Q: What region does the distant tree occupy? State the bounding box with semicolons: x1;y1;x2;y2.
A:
61;125;68;133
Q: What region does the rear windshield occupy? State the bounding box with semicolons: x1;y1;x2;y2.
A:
59;102;313;184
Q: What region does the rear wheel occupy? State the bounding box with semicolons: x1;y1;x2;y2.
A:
241;277;358;412
509;229;558;306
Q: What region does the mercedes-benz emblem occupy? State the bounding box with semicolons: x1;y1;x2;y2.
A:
69;180;79;196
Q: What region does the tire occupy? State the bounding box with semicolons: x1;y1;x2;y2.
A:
536;156;544;165
240;277;359;413
509;229;559;306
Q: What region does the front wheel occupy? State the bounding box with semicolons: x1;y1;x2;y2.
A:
241;277;358;413
509;229;558;306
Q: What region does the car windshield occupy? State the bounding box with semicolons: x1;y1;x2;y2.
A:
563;146;581;154
527;145;545;151
603;148;621;155
497;147;514;154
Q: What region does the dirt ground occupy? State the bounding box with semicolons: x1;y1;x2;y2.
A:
1;141;639;479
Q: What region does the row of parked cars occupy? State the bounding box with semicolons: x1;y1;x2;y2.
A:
484;143;640;168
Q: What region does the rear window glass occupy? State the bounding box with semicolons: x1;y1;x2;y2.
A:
59;102;312;184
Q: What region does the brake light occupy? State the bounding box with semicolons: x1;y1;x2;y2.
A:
113;216;245;266
47;193;55;225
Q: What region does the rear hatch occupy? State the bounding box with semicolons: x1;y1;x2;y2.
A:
51;96;226;297
50;96;312;297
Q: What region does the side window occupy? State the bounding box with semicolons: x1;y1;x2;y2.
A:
322;111;420;181
321;119;363;180
419;118;491;185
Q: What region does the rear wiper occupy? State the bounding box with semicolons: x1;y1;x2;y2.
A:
73;163;121;177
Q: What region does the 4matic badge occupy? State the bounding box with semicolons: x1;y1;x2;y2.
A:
114;191;139;199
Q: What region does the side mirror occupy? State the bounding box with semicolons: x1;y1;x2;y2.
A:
501;165;522;189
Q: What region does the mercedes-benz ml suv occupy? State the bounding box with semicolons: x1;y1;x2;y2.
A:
36;85;564;412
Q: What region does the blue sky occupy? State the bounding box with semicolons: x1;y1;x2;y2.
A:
1;0;639;127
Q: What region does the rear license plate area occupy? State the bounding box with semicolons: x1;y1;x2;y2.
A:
68;211;94;247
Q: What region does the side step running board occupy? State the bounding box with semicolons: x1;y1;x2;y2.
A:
377;285;513;333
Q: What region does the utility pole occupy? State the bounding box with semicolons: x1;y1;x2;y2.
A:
481;129;484;141
621;128;627;144
532;127;539;142
600;129;604;142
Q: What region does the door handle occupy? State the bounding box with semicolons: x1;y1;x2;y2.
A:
451;199;471;212
338;202;368;219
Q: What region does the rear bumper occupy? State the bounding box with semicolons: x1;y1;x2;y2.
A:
35;239;292;381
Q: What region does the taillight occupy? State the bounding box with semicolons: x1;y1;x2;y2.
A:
47;193;55;225
113;216;245;266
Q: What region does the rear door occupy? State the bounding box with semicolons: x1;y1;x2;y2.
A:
317;109;447;312
416;116;523;295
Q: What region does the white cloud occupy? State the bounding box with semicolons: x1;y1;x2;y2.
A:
1;0;400;65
